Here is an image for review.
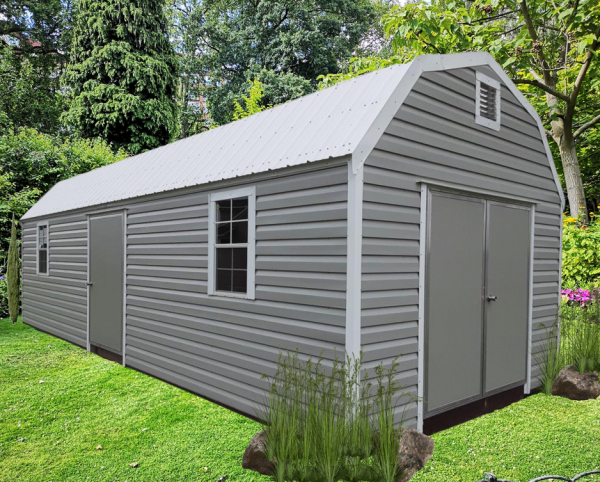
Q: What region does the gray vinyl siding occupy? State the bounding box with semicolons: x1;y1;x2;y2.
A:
124;165;348;417
361;66;562;425
21;215;88;348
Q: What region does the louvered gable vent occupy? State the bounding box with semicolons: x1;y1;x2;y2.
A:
475;71;501;131
479;82;497;121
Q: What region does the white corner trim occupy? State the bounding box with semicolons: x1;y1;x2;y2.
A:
417;184;428;433
86;215;91;352
122;209;128;367
207;185;256;300
525;204;536;393
475;71;501;131
345;160;363;361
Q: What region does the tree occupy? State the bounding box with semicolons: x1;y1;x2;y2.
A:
175;0;375;125
63;0;180;154
378;0;600;221
6;215;20;324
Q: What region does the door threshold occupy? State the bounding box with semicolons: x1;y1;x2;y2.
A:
91;345;123;364
423;385;524;435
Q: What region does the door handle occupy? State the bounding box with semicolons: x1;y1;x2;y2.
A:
86;282;93;286
486;295;497;302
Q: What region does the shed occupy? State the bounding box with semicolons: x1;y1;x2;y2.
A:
20;52;564;433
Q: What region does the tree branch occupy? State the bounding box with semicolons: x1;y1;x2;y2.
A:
519;0;555;87
567;24;600;120
574;113;600;138
512;78;570;102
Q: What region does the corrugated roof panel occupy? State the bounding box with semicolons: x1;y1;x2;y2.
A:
22;62;412;220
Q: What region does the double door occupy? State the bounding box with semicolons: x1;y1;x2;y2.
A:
425;190;531;417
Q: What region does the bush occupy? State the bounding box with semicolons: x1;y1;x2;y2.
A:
0;272;8;320
259;351;415;482
0;127;127;254
562;214;600;286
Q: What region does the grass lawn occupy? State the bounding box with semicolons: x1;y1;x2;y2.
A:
2;318;600;482
0;318;268;482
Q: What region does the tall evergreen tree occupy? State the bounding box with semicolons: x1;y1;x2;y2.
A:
63;0;179;154
7;214;20;324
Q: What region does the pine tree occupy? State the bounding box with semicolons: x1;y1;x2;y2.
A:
63;0;179;154
7;214;20;324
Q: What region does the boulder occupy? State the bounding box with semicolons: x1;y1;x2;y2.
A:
397;428;435;482
551;364;600;401
241;430;274;476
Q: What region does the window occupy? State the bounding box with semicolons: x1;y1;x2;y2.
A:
208;187;256;298
37;222;49;275
475;71;501;131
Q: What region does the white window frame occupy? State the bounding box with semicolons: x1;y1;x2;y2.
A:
36;220;49;276
475;71;501;131
207;186;256;299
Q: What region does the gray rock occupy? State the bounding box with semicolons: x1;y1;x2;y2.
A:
551;364;600;400
397;428;435;482
241;430;273;476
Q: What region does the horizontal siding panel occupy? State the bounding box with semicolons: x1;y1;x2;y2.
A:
256;255;346;273
128;205;207;224
127;254;206;268
362;256;419;274
362;289;418;309
362;305;419;327
257;222;346;240
362;321;418;345
127;243;206;256
127;218;205;235
363;184;420;208
127;274;206;293
127;265;207;281
24;314;86;348
362;239;419;257
363;202;420;224
256;270;346;292
256;239;345;256
257;202;347;226
128;231;207;244
361;273;419;292
255;285;345;309
256;166;347;196
127;193;208;215
363;220;419;240
257;184;347;210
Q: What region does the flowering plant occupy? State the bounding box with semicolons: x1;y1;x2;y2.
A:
561;288;600;306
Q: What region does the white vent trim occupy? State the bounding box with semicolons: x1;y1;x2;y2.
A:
475;71;501;131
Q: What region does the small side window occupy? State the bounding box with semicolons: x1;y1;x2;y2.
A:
208;187;256;299
475;71;501;131
37;222;49;275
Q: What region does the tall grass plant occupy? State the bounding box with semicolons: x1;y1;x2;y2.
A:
259;351;414;482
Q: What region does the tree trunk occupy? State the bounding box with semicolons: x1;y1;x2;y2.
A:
558;131;588;223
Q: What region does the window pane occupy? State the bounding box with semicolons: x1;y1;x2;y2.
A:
232;270;247;293
231;221;248;244
216;200;231;222
216;269;232;291
217;248;232;269
39;249;48;274
232;198;248;221
217;223;231;244
232;248;247;269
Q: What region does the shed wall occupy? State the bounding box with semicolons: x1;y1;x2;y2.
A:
21;163;348;418
361;66;562;428
22;214;89;348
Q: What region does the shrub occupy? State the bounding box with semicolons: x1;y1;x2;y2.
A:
259;351;415;482
562;214;600;286
559;299;600;374
0;272;8;320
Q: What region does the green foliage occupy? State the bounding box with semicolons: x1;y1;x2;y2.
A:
6;215;19;324
259;351;413;482
0;270;7;319
63;0;180;154
561;215;600;286
233;81;269;121
176;0;375;125
0;128;127;255
0;47;67;135
532;320;561;395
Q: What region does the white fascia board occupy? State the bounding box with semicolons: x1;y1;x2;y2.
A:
352;52;565;212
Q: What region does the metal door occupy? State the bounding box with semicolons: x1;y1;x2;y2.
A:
89;213;124;355
484;202;530;393
425;192;486;415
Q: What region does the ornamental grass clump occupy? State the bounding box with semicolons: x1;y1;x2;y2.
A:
560;297;600;374
258;351;414;482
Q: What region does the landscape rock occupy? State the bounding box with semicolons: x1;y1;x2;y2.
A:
551;364;600;401
397;428;435;482
241;430;273;476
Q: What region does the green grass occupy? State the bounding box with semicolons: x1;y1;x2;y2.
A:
413;395;600;482
2;318;600;482
0;318;268;482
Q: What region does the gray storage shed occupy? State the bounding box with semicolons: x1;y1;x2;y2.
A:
20;52;564;432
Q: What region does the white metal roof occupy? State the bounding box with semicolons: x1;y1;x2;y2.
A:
22;62;411;220
22;52;564;220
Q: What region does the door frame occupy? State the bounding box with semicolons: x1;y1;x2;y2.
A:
417;182;535;432
86;209;128;367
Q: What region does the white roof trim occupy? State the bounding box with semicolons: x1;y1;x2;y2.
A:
351;52;565;211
